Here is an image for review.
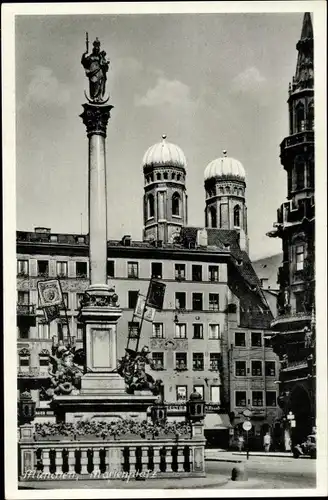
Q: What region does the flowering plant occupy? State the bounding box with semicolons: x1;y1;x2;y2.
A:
34;419;191;439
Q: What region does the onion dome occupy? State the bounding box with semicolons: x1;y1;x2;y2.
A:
143;135;187;168
204;150;246;181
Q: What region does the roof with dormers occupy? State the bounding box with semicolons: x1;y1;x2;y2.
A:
142;135;187;169
204;151;246;182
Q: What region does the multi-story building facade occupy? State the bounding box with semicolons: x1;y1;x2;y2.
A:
268;12;315;448
17;136;280;448
252;253;283;317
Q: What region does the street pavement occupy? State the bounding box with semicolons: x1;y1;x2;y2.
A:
19;450;316;491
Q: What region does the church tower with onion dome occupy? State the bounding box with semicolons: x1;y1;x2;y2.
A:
204;150;249;253
142;135;188;243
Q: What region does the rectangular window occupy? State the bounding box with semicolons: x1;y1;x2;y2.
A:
175;323;187;339
296;245;304;271
295;292;305;313
210;353;221;371
251;332;262;347
19;357;30;368
192;265;202;282
175;264;186;280
128;291;139;309
266;391;277;407
128;321;140;338
152;322;164;338
39;356;49;367
252;391;263;407
235;332;246;347
193;324;203;339
62;292;69;309
56;261;68;277
176;385;187;401
175;352;187;370
18;326;30;339
193;353;204;371
76;293;84;309
107;260;115;278
37;260;49;277
209;293;219;311
235;391;247;407
175;292;186;310
151;262;162;279
264;336;272;348
38;322;50;339
251;360;262;376
210;386;221;403
192;293;203;311
127;262;139;279
76;261;87;278
235;361;246;376
17;259;28;276
265;361;276;377
209;265;219;282
208;324;220;340
76;323;84;340
152;352;164;370
18;291;29;304
193;385;204;399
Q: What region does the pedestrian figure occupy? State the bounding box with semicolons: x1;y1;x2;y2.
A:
237;435;244;451
264;432;271;452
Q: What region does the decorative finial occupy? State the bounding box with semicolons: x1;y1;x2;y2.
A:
223;150;227;157
162;134;167;140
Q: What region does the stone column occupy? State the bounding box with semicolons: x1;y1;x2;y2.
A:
80;103;113;286
79;102;124;394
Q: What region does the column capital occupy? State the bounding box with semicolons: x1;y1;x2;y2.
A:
80;102;114;137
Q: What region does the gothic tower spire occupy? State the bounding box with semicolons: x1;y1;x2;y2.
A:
293;12;314;94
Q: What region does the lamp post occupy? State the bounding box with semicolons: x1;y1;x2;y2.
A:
18;391;36;443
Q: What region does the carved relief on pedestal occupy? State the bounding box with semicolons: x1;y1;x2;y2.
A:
80;289;119;308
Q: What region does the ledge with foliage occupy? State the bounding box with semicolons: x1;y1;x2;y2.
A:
33;419;192;441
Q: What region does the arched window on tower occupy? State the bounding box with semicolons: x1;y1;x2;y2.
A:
147;194;155;218
172;192;181;216
308;101;314;130
234;205;241;228
295;102;305;132
210;206;217;228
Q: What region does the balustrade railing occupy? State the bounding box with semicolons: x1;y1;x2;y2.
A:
19;435;206;480
17;304;36;316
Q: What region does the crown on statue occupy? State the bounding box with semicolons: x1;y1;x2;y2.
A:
93;38;101;47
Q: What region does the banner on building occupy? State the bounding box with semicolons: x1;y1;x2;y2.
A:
43;305;61;323
146;279;166;310
37;279;63;323
134;294;156;322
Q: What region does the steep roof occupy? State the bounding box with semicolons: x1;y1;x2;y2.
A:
180;227;273;328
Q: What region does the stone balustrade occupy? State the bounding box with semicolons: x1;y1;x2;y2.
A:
19;425;206;480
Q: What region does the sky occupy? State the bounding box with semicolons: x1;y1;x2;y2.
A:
15;12;305;260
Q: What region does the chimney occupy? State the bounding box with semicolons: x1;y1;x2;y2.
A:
196;228;208;247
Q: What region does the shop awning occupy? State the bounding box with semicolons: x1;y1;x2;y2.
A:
204;413;231;430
